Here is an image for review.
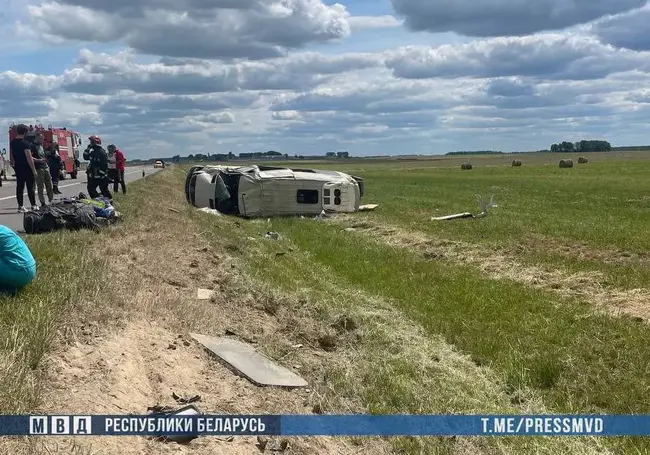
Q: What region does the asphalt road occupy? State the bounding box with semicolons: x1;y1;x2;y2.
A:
0;166;159;232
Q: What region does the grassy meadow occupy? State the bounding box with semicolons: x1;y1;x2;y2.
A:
2;150;650;454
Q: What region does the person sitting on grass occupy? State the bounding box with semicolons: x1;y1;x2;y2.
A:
0;225;37;294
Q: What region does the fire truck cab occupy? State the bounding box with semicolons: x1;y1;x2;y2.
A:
8;123;82;180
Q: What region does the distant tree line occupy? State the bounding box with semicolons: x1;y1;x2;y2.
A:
326;151;350;158
134;150;353;164
446;151;503;155
550;140;612;153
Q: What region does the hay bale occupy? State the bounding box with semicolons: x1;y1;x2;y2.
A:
461;163;472;170
578;156;589;164
511;160;522;167
559;159;574;168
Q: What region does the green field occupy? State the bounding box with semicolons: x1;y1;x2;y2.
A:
2;151;650;454
192;152;650;453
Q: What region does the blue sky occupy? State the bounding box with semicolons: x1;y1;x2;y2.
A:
1;0;649;158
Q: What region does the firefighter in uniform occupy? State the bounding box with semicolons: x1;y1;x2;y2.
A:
83;135;112;199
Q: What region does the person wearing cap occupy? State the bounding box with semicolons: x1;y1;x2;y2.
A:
83;135;112;199
9;124;37;212
29;131;54;207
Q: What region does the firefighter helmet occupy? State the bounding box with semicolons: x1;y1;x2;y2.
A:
89;135;102;145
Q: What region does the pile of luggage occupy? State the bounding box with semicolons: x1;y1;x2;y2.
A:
23;193;122;234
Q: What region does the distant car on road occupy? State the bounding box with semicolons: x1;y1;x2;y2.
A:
154;160;165;169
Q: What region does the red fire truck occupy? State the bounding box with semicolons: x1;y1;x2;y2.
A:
8;123;81;179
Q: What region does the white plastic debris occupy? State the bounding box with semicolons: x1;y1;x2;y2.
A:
197;288;216;300
431;194;498;221
198;207;222;216
314;210;330;221
475;194;498;217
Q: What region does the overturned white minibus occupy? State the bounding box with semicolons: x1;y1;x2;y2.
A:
185;164;365;217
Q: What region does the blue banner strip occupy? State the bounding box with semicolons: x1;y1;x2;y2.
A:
5;414;650;436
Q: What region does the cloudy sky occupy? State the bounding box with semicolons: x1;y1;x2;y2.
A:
1;0;649;158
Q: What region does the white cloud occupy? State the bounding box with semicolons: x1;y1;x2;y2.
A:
348;15;402;32
385;34;650;80
2;0;650;155
27;0;352;59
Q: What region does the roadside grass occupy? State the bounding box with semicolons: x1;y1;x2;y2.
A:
260;217;650;415
0;230;108;413
180;169;607;455
0;178;152;416
1;153;647;454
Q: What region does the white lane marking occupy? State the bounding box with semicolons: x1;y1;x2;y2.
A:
0;170;145;201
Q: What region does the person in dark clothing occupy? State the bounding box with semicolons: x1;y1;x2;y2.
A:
28;131;54;207
47;144;63;194
9;124;38;212
82;135;112;199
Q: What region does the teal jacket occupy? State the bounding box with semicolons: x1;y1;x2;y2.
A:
0;225;36;291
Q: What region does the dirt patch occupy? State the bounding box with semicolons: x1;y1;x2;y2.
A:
4;194;389;455
333;217;650;323
28;320;366;455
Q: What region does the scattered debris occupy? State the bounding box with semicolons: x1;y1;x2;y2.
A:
512;160;522;167
559;159;574;168
198;207;222;216
358;204;378;211
168;208;180;213
314;210;332;221
343;227;357;232
476;194;498;217
190;333;308;388
197;288;216;300
431;195;498;221
189;260;199;268
431;212;473;221
265;231;280;240
275;252;286;257
172;392;201;404
461;163;473;170
148;404;201;444
578;156;589;164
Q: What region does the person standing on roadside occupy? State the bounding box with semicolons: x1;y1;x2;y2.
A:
47;144;63;194
28;131;54;207
83;135;112;199
9;124;37;212
0;149;5;187
107;144;118;190
108;144;127;194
